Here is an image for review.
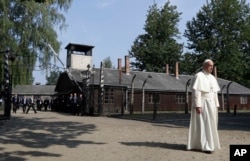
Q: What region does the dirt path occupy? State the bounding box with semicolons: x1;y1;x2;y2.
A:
0;111;250;161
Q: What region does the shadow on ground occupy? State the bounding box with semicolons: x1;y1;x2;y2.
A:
0;115;105;161
111;111;250;132
120;141;186;151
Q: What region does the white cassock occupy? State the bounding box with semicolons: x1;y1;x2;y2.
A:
187;70;221;151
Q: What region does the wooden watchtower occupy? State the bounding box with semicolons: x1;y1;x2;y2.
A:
65;43;94;71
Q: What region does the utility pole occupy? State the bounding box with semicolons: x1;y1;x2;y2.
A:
0;49;15;119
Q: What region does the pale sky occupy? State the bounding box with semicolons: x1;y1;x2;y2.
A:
32;0;222;84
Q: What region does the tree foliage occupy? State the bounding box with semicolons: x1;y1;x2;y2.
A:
0;0;72;85
103;56;113;68
129;1;183;73
184;0;250;87
179;51;201;75
46;70;61;85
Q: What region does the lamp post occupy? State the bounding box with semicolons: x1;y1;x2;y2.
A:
226;81;233;113
141;75;152;113
98;62;104;115
85;64;91;114
91;65;95;115
153;92;159;120
80;64;91;115
220;85;226;111
141;80;147;113
130;74;136;115
185;79;191;114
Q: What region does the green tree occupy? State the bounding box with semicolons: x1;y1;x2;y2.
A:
46;70;61;85
129;2;183;73
184;0;250;87
179;52;200;75
0;0;72;85
103;56;113;68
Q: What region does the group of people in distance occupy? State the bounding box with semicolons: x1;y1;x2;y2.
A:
12;94;51;114
56;93;85;116
50;92;90;116
11;92;87;116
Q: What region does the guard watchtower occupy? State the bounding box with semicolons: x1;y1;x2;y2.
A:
65;43;94;71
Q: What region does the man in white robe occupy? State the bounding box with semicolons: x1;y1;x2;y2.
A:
187;59;221;154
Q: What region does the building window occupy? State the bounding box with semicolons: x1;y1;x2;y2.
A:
148;93;160;104
104;88;114;104
240;96;248;104
176;94;185;104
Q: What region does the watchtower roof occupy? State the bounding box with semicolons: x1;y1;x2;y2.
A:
65;43;94;52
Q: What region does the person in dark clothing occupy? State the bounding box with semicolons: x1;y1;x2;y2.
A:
12;94;19;113
36;98;43;111
21;96;28;113
43;97;50;111
26;95;37;114
67;94;73;114
76;94;83;116
71;93;78;115
50;97;54;111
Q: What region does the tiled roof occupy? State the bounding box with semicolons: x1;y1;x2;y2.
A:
67;68;250;95
12;85;56;95
13;69;249;96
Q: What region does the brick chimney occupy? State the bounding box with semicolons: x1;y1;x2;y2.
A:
175;62;179;79
118;58;122;70
165;64;169;75
125;55;130;75
118;58;122;83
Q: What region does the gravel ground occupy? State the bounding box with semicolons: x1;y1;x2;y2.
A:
0;110;250;161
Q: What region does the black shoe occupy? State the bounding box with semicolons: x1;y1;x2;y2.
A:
203;151;213;154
